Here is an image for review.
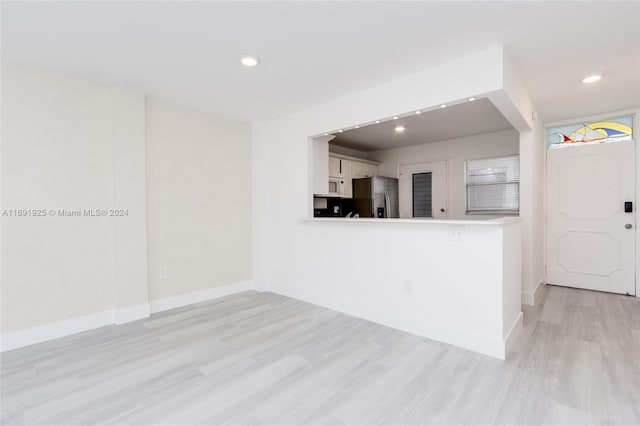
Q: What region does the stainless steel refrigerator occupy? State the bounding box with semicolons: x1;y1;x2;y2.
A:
352;176;399;218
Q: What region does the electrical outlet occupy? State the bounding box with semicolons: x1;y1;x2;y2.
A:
403;281;413;294
448;226;465;242
159;266;168;279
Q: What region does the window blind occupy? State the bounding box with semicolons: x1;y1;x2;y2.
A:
466;155;519;214
412;172;432;217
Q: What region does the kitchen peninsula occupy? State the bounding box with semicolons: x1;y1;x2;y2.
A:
300;215;522;359
305;130;523;360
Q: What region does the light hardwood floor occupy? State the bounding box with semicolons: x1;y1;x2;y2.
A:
1;285;639;425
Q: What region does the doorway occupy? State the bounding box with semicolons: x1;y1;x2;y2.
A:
399;160;447;219
546;140;636;295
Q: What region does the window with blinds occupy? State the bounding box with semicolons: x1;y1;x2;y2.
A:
466;155;519;214
412;172;432;217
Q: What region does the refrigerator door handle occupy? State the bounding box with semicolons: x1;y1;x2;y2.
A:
384;191;390;218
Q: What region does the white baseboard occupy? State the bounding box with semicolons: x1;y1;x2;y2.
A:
522;278;545;306
1;280;255;353
113;303;151;324
1;311;113;353
267;288;508;360
149;280;255;314
503;311;523;356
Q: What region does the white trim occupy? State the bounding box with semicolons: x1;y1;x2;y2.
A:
544;109;638;299
522;277;545;306
544;108;639;129
267;287;509;360
328;152;379;166
149;280;255;314
113;303;150;324
397;155;451;168
1;280;255;353
636;116;639;298
1;311;113;353
301;217;520;226
503;311;523;356
398;158;450;219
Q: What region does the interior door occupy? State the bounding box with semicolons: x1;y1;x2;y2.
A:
546;140;636;295
399;160;447;219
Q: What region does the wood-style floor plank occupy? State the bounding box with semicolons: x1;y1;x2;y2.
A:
1;285;639;425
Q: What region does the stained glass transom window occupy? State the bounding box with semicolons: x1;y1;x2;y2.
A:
547;115;633;149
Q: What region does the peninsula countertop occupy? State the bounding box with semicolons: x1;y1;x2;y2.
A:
301;217;521;226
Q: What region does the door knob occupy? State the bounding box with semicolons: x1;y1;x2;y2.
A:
440;208;445;213
625;223;633;229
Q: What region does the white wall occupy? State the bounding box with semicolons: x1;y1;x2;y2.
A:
112;87;149;318
369;129;519;220
295;219;521;359
498;51;545;305
254;46;507;283
253;46;532;357
2;64;117;333
145;98;253;302
328;144;370;160
520;119;545;305
1;64;254;347
502;220;522;339
368;125;543;303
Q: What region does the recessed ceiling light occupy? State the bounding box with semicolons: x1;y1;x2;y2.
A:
338;129;343;133
440;104;447;108
240;56;260;67
468;97;477;102
395;126;405;133
355;125;360;128
375;120;381;124
415;110;422;114
324;132;329;136
582;75;601;84
393;116;399;120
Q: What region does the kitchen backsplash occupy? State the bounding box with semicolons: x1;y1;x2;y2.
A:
313;196;354;217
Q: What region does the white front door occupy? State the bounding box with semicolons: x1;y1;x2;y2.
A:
399;160;447;219
546;140;636;295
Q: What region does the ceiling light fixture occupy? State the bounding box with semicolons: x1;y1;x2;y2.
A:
468;97;477;102
393;116;399;120
395;126;405;133
440;104;447;108
582;75;602;84
240;56;260;67
375;120;381;124
338;129;343;133
415;110;422;114
355;125;360;128
324;133;329;136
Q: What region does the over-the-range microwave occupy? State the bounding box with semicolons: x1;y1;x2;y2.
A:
328;176;345;197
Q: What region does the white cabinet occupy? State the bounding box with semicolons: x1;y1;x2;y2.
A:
329;157;342;176
327;154;378;198
312;137;331;195
352;161;378;179
341;160;353;198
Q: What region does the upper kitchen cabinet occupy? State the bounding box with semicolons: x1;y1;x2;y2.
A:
351;161;378;179
328;153;379;199
341;159;353;198
312;135;335;195
329;157;342;177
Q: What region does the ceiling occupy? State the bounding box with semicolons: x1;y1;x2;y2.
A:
2;2;639;123
331;98;514;152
